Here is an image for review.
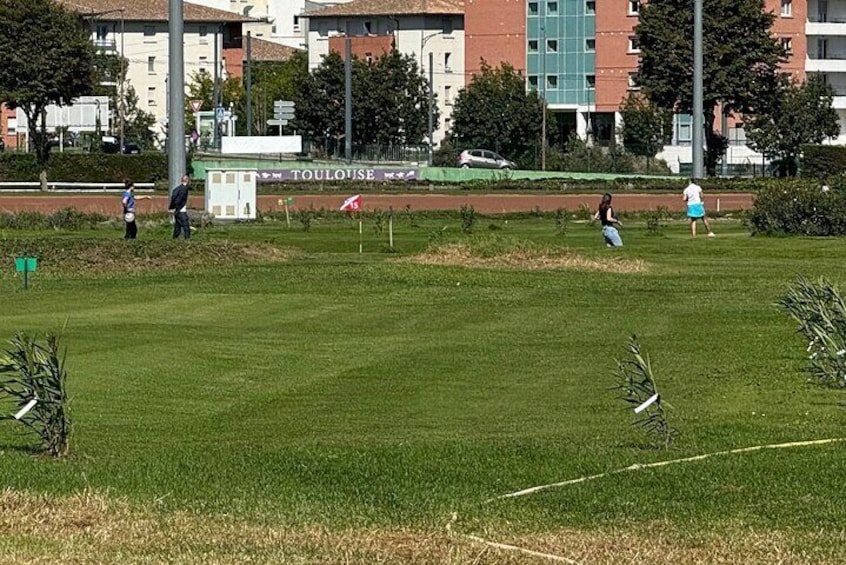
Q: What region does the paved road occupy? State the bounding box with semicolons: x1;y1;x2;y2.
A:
0;193;753;215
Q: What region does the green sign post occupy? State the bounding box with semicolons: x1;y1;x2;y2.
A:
14;257;37;290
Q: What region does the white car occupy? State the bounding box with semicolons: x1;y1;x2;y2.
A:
457;149;517;170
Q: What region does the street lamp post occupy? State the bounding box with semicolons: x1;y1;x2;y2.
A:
421;32;440;167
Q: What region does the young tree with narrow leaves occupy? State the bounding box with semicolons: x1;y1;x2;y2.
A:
618;92;670;172
745;74;840;177
635;0;787;176
448;62;544;168
0;0;95;163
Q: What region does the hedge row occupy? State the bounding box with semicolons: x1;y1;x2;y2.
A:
748;180;846;236
801;145;846;180
0;153;168;183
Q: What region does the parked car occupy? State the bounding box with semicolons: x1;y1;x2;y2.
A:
102;136;141;154
457;149;517;170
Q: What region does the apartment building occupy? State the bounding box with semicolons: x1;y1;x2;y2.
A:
303;0;465;143
188;0;349;48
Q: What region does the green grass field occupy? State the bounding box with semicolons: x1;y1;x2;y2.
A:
0;216;845;563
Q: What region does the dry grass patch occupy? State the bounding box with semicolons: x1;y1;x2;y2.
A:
0;239;299;278
0;490;842;564
410;243;647;274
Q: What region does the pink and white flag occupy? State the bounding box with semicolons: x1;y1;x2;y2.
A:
340;194;362;211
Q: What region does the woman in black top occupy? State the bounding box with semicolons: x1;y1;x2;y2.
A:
594;193;623;247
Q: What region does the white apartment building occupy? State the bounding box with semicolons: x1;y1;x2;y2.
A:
59;0;249;141
304;0;465;144
188;0;349;48
807;0;846;144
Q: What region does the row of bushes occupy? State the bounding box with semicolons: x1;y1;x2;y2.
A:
0;208;110;230
0;153;169;183
748;180;846;236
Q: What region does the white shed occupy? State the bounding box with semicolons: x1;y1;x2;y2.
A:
205;169;257;220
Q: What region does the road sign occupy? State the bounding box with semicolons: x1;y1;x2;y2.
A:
190;99;203;113
274;111;295;120
215;106;225;121
273;100;295;109
267;119;289;126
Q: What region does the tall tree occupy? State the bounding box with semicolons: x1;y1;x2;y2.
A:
448;62;544;167
636;0;787;176
295;49;435;153
618;92;670;172
0;0;95;163
745;74;840;177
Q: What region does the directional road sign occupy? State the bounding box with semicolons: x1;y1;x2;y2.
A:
267;119;289;126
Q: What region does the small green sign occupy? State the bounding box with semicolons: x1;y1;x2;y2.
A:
285;197;294;205
14;257;37;272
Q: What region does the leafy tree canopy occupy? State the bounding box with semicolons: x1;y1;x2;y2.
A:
636;0;787;175
295;49;435;152
0;0;95;163
745;74;840;176
448;61;544;168
618;92;671;163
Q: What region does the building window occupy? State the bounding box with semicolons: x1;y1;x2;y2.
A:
364;21;373;34
444;85;452;105
444;52;452;72
528;75;538;89
7;118;16;134
147;56;156;74
781;37;792;54
96;24;108;41
586;74;596;88
627;72;640;89
199;56;208;72
781;0;792;17
586;1;596;14
529;2;539;16
444;117;451;131
199;25;208;43
143;25;156;41
628;1;640;15
293;15;300;32
586;38;595;51
528;40;538;52
547;39;558;52
147;87;156;107
442;17;453;35
547;75;558;89
628;36;640;53
547;2;558;14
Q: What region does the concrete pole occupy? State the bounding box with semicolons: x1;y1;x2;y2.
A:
541;25;547;171
692;0;704;179
168;0;186;193
246;31;252;136
428;51;434;167
345;38;352;163
213;27;220;150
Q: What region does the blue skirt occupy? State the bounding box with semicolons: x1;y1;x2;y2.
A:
687;203;705;219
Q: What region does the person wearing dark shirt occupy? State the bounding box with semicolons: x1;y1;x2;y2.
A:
593;192;623;247
168;175;191;240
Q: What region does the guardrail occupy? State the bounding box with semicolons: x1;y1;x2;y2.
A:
0;182;156;193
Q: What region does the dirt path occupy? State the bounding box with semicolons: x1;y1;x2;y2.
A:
0;193;753;215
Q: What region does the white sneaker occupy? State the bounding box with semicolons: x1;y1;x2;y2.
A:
707;232;716;238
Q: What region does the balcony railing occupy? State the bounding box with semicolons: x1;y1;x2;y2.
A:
809;52;846;60
93;38;117;51
808;15;846;23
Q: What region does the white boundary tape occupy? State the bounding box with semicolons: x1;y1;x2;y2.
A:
491;437;846;502
462;534;580;564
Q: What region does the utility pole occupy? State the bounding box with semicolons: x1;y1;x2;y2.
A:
692;0;704;179
428;52;434;167
168;0;186;194
213;26;220;150
246;31;252;136
345;38;352;163
119;10;125;153
540;25;547;171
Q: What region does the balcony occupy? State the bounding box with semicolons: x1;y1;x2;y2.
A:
806;17;846;36
806;53;846;73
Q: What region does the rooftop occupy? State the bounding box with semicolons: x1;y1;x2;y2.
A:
249;38;302;62
305;0;464;18
59;0;252;23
